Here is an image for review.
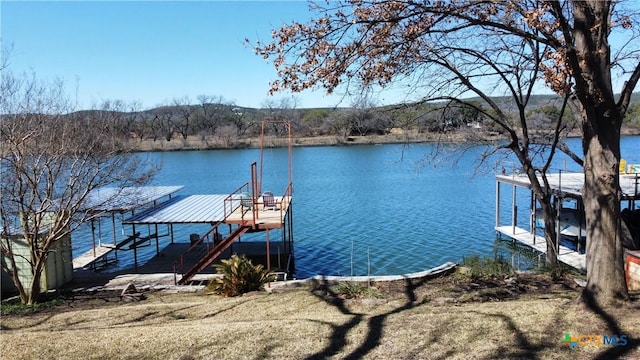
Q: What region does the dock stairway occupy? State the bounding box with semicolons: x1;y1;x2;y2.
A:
174;224;249;285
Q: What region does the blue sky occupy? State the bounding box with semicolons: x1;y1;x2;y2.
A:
1;0;358;110
2;1;636;111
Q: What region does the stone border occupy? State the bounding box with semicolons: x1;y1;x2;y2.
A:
310;261;457;282
62;262;458;294
267;262;458;291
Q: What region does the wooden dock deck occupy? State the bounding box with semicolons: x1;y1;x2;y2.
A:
72;246;115;270
72;232;143;270
225;196;291;229
496;225;586;272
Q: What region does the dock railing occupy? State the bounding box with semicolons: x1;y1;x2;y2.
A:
254;182;293;222
173;181;294;284
173;222;222;284
223;182;255;225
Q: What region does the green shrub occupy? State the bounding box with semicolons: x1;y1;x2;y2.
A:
206;255;276;297
458;254;513;280
332;282;381;299
1;296;62;315
537;263;577;281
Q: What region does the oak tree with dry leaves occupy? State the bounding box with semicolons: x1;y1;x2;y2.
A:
254;0;640;306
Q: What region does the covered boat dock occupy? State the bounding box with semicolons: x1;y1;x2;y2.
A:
122;182;294;284
71;161;295;284
72;185;184;270
72;120;296;286
495;171;640;272
72;181;294;285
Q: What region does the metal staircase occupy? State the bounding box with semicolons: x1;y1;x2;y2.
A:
174;225;249;285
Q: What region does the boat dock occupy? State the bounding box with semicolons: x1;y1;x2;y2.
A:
495;225;586;271
122;179;294;284
72;186;184;270
495;171;639;273
72;246;115;270
72;178;294;283
71;121;296;285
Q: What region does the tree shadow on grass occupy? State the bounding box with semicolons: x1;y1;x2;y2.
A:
302;271;640;359
475;310;560;360
45;301;205;330
304;275;435;360
581;290;640;359
304;272;582;359
111;302;203;327
476;290;640;359
303;279;364;360
0;313;56;331
201;298;251;319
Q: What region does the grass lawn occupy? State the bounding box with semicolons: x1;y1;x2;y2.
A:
1;273;639;360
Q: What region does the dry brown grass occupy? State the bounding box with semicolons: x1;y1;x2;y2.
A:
2;275;639;360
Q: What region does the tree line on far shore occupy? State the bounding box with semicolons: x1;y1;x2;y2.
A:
61;92;640;148
3;70;639;148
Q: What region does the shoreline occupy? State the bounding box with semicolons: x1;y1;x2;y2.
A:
125;129;640;153
125;133;462;153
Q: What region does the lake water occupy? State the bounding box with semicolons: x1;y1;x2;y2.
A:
74;136;640;279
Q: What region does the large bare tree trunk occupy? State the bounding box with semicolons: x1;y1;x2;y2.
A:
582;117;628;305
573;2;629;305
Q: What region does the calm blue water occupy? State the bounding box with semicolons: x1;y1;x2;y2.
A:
73;136;640;278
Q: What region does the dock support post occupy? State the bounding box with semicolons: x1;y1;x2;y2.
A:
91;219;97;257
266;229;271;272
512;184;517;235
278;246;281;269
133;224;138;273
556;196;562;255
529;191;534;234
281;222;287;268
496;181;501;228
111;214;118;260
557;170;562;255
531;191;536;245
288;204;294;253
633;174;638;209
155;224;159;255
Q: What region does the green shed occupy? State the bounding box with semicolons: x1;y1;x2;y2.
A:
1;219;73;296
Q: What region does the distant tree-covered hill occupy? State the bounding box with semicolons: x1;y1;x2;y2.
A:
59;93;639;148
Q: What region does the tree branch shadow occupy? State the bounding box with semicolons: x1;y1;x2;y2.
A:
304;275;434;359
303;279;364;360
581;290;640;359
0;313;56;331
474;311;554;359
302;272;635;359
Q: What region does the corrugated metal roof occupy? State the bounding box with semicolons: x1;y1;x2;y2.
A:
84;186;184;212
497;172;640;199
124;194;235;224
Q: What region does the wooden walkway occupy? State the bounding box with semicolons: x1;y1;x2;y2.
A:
495;225;586;272
72;232;142;270
72;246;115;270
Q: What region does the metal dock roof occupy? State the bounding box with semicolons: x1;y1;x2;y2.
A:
123;194;233;224
496;172;640;200
84;185;184;212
